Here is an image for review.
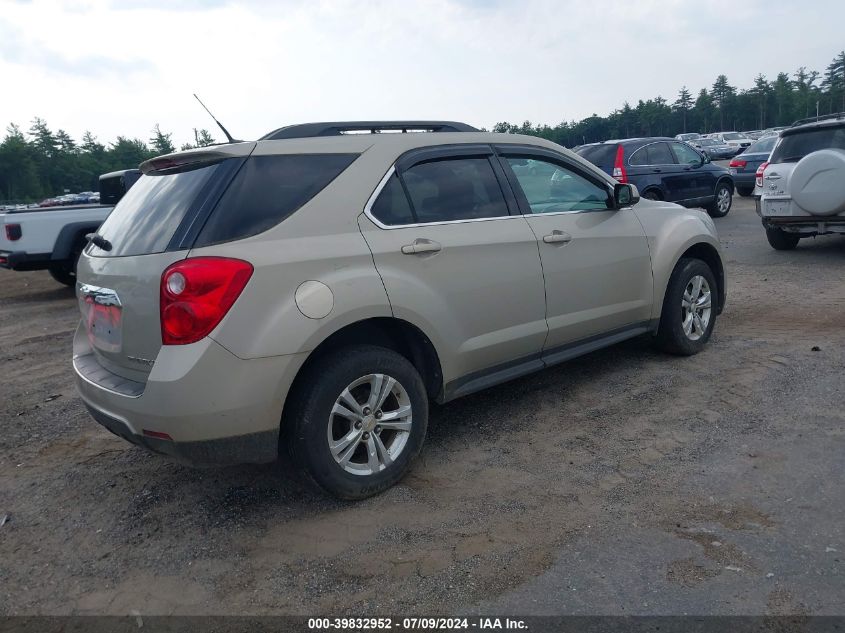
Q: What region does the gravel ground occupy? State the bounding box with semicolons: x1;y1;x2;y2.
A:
0;196;843;616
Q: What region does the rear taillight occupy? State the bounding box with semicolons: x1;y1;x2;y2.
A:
612;145;627;183
755;162;769;189
729;158;747;168
160;257;253;345
4;224;22;241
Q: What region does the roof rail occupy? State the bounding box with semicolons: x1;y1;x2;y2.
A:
260;121;479;141
791;112;845;127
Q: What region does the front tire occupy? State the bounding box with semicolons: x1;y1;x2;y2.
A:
286;345;428;500
765;227;800;250
655;258;718;356
707;182;732;217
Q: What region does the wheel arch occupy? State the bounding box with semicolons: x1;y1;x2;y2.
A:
715;175;735;194
674;242;726;315
285;317;445;412
51;221;99;262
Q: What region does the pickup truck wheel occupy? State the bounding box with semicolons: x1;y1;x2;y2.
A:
286;344;428;500
707;183;732;217
47;239;84;287
655;258;717;356
736;186;754;197
48;264;75;287
765;227;800;250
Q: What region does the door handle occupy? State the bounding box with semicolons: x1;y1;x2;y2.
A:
542;231;572;245
652;168;662;173
401;238;442;255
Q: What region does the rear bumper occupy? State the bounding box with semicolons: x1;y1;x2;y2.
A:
762;216;845;235
73;322;309;466
731;172;755;187
0;250;51;271
84;403;280;466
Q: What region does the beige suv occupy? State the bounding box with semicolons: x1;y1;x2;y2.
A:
73;121;726;499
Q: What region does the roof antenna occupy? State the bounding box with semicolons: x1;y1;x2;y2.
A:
193;94;239;143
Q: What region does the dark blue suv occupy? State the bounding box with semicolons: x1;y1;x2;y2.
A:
575;138;734;217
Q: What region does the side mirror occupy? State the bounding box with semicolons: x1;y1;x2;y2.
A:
702;153;711;164
614;183;639;208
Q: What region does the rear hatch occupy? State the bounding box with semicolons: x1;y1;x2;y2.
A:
76;143;255;383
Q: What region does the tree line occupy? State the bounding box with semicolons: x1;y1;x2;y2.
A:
494;51;845;148
0;121;217;203
1;50;843;203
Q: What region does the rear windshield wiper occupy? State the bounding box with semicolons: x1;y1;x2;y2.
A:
85;233;112;251
776;156;805;163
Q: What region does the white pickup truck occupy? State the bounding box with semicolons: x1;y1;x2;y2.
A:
0;169;139;285
755;115;845;250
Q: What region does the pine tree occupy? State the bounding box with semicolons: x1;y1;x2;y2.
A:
673;87;693;132
711;75;737;130
820;51;845;113
149;124;175;155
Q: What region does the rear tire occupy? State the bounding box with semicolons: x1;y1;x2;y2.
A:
737;186;754;197
643;190;661;201
655;258;718;356
765;227;800;250
707;182;732;217
48;263;76;287
285;345;429;500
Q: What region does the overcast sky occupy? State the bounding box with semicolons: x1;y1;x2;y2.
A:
2;0;844;148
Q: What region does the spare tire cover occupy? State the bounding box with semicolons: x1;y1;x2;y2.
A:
789;148;845;216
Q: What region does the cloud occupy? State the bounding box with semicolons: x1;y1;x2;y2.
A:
0;18;153;77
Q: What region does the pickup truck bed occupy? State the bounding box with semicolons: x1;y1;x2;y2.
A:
1;204;114;272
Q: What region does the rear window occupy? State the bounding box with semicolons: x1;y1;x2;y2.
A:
746;136;777;155
575;144;617;170
91;162;221;257
195;153;358;246
770;126;845;163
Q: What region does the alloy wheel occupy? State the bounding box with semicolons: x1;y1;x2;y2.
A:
327;374;413;476
681;275;712;341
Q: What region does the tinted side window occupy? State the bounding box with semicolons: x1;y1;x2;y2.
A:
671;142;703;165
195;153;358;246
401;157;508;223
370;172;415;225
628;145;649;166
647;142;676;165
505;157;610;213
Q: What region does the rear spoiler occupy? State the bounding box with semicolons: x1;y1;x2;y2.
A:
99;169;141;206
140;142;256;175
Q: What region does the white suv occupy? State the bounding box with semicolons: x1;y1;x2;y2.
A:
755;115;845;250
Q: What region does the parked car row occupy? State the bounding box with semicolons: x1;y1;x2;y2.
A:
674;131;760;156
40;191;101;207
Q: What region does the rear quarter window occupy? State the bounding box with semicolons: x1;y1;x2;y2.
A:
194;153;359;246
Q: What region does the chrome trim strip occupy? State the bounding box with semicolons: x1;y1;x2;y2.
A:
77;283;122;307
72;354;144;399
